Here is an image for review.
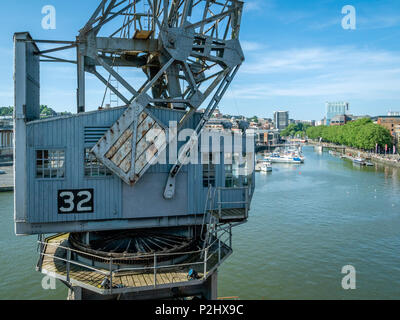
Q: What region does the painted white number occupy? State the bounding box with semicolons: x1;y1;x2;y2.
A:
77;191;92;212
59;191;74;212
58;189;94;214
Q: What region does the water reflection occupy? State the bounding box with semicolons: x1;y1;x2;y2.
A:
219;146;400;300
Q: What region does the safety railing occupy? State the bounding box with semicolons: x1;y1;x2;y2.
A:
216;186;250;219
37;229;232;294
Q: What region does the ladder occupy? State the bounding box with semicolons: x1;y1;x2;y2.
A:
143;0;150;31
201;186;218;258
109;69;119;107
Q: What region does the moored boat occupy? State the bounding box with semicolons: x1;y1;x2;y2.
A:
260;162;272;172
353;157;366;165
264;153;303;164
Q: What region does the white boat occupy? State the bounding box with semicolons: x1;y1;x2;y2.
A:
264;153;303;164
260;162;272;172
353;157;365;165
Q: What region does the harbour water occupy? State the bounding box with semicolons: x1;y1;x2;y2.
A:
1;146;400;299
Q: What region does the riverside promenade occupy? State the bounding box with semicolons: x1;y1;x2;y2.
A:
308;140;400;168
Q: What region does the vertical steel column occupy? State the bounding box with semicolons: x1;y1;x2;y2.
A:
66;249;71;282
203;248;208;279
13;33;30;227
154;253;157;287
77;46;85;113
218;188;222;219
245;187;249;218
109;258;113;294
218;239;221;263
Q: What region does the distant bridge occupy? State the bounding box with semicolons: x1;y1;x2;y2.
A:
308;141;346;152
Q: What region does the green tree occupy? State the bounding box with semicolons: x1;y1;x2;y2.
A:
281;123;311;138
306;119;393;150
40;105;57;117
0;106;14;116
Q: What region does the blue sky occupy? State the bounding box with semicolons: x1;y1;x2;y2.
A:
1;0;400;120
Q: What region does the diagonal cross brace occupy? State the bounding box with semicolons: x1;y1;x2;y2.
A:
163;65;240;199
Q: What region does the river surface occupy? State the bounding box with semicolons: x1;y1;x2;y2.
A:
1;146;400;299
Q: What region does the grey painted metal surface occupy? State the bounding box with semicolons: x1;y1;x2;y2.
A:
15;102;254;234
13;1;252;236
72;1;246;193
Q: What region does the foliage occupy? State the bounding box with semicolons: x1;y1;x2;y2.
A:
1;105;72;118
306;118;393;150
248;115;259;123
40;105;57;117
280;123;311;138
0;106;13;116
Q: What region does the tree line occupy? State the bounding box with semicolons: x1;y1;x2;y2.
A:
280;123;311;138
0;106;71;118
306;118;393;150
0;106;13;116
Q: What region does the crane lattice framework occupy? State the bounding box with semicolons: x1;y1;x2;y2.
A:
40;0;244;197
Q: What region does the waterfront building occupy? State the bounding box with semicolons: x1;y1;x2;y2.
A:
330;114;352;126
326;102;349;125
212;107;223;118
256;129;280;146
377;116;400;137
274;111;289;130
394;124;400;151
347;114;371;121
0;116;13;154
249;122;258;130
295;120;316;126
0;116;12;127
0;127;13;150
388;111;400;116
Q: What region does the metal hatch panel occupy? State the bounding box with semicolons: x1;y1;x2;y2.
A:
91;100;167;186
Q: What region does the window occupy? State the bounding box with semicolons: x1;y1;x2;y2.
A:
36;150;65;179
84;148;112;177
224;153;240;188
202;152;216;188
242;152;254;187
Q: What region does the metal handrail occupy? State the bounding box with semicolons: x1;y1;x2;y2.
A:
112;260;205;275
37;229;233;291
37;238;220;261
39;252;109;276
217;187;249;191
217;201;247;204
217;186;251;218
200;186;213;240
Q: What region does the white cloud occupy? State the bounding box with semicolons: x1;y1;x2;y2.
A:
229;46;400;101
358;14;400;30
241;40;265;52
244;0;274;13
244;1;262;12
241;46;400;74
